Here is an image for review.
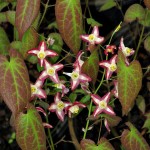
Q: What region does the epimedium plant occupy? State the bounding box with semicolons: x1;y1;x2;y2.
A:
0;0;150;150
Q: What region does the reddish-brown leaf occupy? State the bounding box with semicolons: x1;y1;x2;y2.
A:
15;104;46;150
0;49;31;115
15;0;40;39
55;0;83;54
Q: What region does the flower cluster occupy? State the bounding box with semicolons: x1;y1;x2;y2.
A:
28;26;135;131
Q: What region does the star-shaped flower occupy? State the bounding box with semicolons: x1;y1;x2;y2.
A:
63;63;91;91
30;78;47;100
48;93;71;121
91;92;115;117
65;101;86;118
104;45;116;56
39;59;64;83
80;26;104;50
111;80;118;98
99;55;118;80
28;41;58;67
119;37;134;65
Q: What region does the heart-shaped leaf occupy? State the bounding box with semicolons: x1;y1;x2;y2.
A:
0;27;10;55
121;122;150;150
15;104;46;150
55;0;83;54
82;50;99;85
124;4;145;23
139;10;150;27
117;51;142;115
0;49;31;115
15;0;40;39
100;114;121;127
136;95;146;114
81;137;114;150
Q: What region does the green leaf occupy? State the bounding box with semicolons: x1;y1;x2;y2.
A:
82;50;99;85
16;104;46;150
81;137;114;150
121;122;150;150
100;114;121;127
22;27;39;61
10;41;22;52
124;4;145;23
139;10;150;27
0;2;9;11
15;0;41;39
117;51;142;115
144;36;150;53
0;11;15;25
143;113;150;133
0;50;31;115
0;27;10;55
80;94;91;103
55;0;83;54
99;0;116;12
136;95;146;114
87;18;102;27
69;93;77;103
46;21;58;30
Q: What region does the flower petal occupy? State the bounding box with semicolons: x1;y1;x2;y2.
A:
104;106;115;115
92;26;99;37
95;36;104;44
71;79;80;91
91;94;101;105
80;35;90;42
49;103;57;112
54;93;61;103
92;106;103;117
102;92;110;103
104;119;110;132
56;110;65;121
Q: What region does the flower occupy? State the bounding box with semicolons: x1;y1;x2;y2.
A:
119;37;134;65
66;101;86;118
36;107;47;116
28;41;58;67
48;93;71;121
73;50;84;68
39;59;64;83
99;55;118;80
47;37;55;46
80;82;91;94
43;123;53;128
30;78;46;100
91;92;115;117
111;80;118;98
53;80;69;97
104;45;116;55
80;26;104;50
63;63;91;91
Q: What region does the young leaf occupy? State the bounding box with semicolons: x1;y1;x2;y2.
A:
15;0;41;39
99;0;116;12
0;27;10;55
15;104;46;150
0;50;31;115
100;114;121;127
136;95;146;114
22;27;39;61
117;51;142;115
81;137;114;150
82;49;99;85
80;95;91;103
55;0;83;54
144;35;150;53
121;122;150;150
87;18;103;27
143;113;150;133
124;4;145;23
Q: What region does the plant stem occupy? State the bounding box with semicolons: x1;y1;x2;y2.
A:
68;118;81;150
45;115;55;150
38;0;50;28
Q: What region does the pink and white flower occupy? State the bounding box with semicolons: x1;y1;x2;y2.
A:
28;41;58;67
43;122;53;128
91;92;115;117
104;45;116;56
80;26;104;45
48;93;71;121
73;50;84;68
30;78;46;100
39;59;64;83
36;107;47;116
111;80;118;98
119;37;135;65
54;80;69;97
63;63;91;91
66;101;86;118
99;55;118;80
